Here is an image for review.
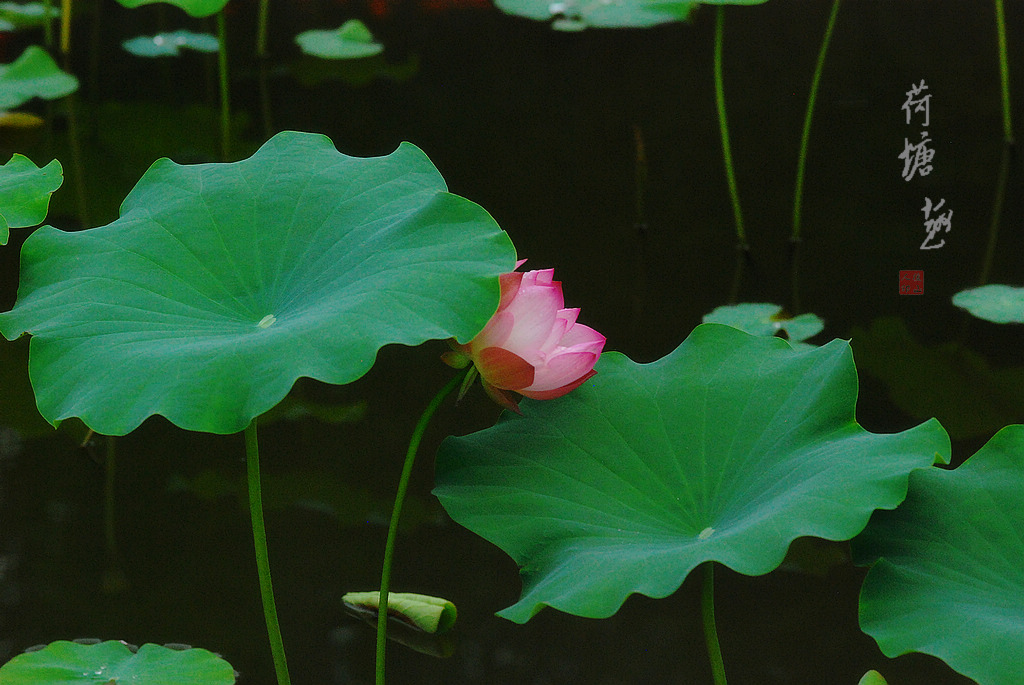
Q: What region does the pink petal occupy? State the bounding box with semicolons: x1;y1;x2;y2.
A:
497;271;525;310
556;307;580;328
521;369;597;400
557;322;606;351
539;317;569;355
526;350;600;392
470;310;515;351
501;285;563;355
476;346;536;391
524;268;555;287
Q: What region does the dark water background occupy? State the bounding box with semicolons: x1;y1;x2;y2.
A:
1;1;1022;683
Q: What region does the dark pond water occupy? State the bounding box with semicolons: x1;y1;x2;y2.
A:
1;0;1022;683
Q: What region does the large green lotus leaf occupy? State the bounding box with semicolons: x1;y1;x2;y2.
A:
0;640;236;684
0;131;515;435
295;19;384;60
122;30;219;57
434;324;948;622
952;284;1024;324
0;45;78;110
0;154;62;244
115;0;227;18
852;317;1024;440
854;425;1024;685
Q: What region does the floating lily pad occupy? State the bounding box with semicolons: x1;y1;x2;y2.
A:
0;640;236;684
952;284;1024;324
122;30;219;57
496;0;698;29
0;45;79;110
434;324;948;622
0;1;60;31
854;425;1024;685
496;0;769;30
0;130;516;435
114;0;227;17
0;154;62;244
852;317;1024;440
858;672;888;685
703;302;824;349
295;20;383;60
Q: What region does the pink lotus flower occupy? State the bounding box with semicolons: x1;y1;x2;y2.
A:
443;261;606;412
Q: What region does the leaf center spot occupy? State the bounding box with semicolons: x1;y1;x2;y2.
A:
698;527;715;540
256;314;277;329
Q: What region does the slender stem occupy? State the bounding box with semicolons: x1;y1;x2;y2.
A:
245;421;292;685
217;10;231;161
978;142;1011;287
65;93;89;227
60;0;70;55
701;562;727;685
791;0;841;243
376;371;465;685
995;0;1013;145
257;0;269;58
42;0;53;48
713;6;746;250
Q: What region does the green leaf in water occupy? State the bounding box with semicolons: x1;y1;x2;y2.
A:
0;1;60;31
0;130;516;435
0;45;78;110
435;324;948;622
0;640;236;684
295;19;384;60
122;30;219;57
0;153;61;244
496;0;700;28
952;284;1024;324
854;424;1024;685
703;302;824;348
114;0;227;18
857;671;888;685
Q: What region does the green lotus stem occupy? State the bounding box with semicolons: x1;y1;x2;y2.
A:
59;0;70;54
701;562;727;685
995;0;1013;144
42;0;53;47
791;0;841;243
978;143;1011;288
217;10;231;161
257;0;269;58
65;93;90;227
376;371;465;685
713;6;746;251
245;421;291;685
